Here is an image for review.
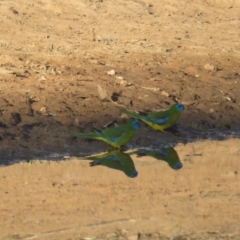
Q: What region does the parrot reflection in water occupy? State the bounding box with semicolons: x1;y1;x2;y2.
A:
81;150;138;178
71;119;139;149
134;146;183;170
122;103;185;132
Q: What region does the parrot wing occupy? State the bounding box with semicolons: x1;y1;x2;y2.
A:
122;110;149;122
147;110;169;119
123;109;170;125
88;151;119;166
165;147;183;170
90;155;123;170
89;151;138;178
96;120;136;138
136;148;168;160
146;115;170;125
93;129;123;143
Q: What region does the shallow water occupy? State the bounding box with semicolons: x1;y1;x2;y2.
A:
77;146;183;179
1;138;240;238
76;137;240;179
1;128;240;167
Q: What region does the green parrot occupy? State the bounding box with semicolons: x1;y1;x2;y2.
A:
71;119;139;149
122;103;185;132
81;150;138;178
134;146;183;170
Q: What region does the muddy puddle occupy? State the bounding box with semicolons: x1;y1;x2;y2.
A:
1;127;240;167
0;138;240;239
73;137;240;180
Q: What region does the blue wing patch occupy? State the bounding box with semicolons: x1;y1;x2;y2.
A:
148;116;170;125
108;155;119;161
106;137;120;142
94;129;104;137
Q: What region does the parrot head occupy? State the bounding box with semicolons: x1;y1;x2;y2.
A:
175;103;185;112
132;119;140;129
126;169;138;178
172;162;183;170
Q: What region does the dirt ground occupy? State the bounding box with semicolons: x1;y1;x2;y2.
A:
0;0;240;239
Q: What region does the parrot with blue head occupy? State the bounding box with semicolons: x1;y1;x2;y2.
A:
71;119;139;149
81;150;138;178
122;103;185;132
135;146;183;170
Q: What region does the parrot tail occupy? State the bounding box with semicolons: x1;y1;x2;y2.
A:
122;110;145;121
136;150;148;157
71;132;99;139
89;159;103;167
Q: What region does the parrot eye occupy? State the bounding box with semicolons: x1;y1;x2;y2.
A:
174;162;183;170
132;119;140;129
176;103;185;112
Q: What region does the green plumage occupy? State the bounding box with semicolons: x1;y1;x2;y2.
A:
135;146;183;170
80;150;138;178
71;119;139;148
122;103;185;131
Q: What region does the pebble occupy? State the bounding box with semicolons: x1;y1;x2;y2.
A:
106;232;117;238
89;59;99;64
115;76;124;80
97;84;108;101
116;79;128;86
11;112;22;125
107;69;116;76
128;235;138;240
204;63;216;71
162;90;170;97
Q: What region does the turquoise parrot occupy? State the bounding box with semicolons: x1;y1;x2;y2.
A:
135;146;183;170
122;103;185;132
81;150;138;178
71;119;139;149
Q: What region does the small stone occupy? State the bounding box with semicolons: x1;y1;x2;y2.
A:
146;3;153;7
88;59;99;64
115;75;124;80
11;112;22;125
94;35;102;41
25;60;30;65
128;235;138;240
82;237;96;240
50;68;57;75
162;90;170;97
204;63;216;71
97;84;108;101
9;7;19;14
116;78;128;86
39;75;47;81
224;96;232;102
106;232;117;238
107;69;116;76
121;229;128;235
74;118;79;126
39;107;47;114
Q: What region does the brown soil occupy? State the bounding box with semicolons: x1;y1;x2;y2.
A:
0;0;240;239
